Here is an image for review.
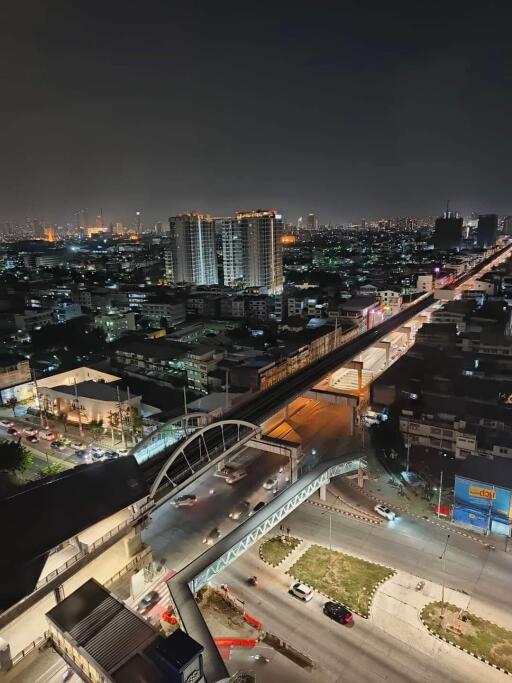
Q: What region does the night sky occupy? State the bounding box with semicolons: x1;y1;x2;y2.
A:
1;1;511;225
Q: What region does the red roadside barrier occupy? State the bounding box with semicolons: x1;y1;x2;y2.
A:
243;613;262;630
215;638;257;648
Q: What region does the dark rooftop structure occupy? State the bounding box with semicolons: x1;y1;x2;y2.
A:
0;457;149;610
459;455;512;490
47;579;205;682
50;380;136;402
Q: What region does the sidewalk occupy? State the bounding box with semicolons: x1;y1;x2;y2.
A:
343;448;497;547
371;570;508;681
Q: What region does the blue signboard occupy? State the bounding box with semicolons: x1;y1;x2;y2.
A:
454;476;512;524
452;505;487;530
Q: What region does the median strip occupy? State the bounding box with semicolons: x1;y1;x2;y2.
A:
420;602;512;675
287;544;394;618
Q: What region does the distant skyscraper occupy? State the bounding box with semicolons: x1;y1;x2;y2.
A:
433;212;463;250
476;214;498;248
136;211;142;235
503;216;512;236
307;212;317;231
168;213;218;285
32;219;44;238
220;218;244;287
235;209;283;294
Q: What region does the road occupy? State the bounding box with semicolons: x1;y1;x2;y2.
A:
142;447;289;579
282;501;512;629
215;502;510;682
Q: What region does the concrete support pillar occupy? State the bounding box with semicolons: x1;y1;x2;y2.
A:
377;340;391;365
319;484;327;501
0;638;12;672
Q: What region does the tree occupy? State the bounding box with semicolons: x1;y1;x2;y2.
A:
0;440;33;473
59;412;69;433
6;396;17;417
38;462;64;478
89;420;104;438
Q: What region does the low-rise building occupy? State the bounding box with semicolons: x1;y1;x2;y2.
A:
141;298;186;328
95;311;136;341
415;274;433;293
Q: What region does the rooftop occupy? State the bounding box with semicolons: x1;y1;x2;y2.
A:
49;380;138;403
459;455;512;490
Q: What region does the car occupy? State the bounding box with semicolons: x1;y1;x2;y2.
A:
228;500;250;520
263;477;278;491
23;427;38;436
26;435;39;444
289;582;314;602
323;601;353;624
91;447;106;456
104;450;120;460
249;501;265;517
0;420;14;428
92;450;106;460
117;448;129;456
69;441;85;450
374;503;396;521
75;449;92;460
50;440;66;451
171;494;198;508
225;468;247;484
7;427;20;436
202;528;221;545
40;431;56;441
137;590;160;613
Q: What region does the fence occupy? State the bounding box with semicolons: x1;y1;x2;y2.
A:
11;632;49;667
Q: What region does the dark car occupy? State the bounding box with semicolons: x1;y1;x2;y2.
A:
248;501;265;517
137;590;160;613
7;427;20;436
26;435;39;443
51;440;65;451
76;449;92;460
323;601;353;624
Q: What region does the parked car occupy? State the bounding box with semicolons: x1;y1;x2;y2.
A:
104;450;120;460
75;449;92;460
0;419;14;428
26;435;39;444
202;528;221;545
171;494;198;508
248;501;265;517
117;448;129;456
7;427;20;436
23;427;38;436
69;441;85;450
289;582;314;602
228;500;250;520
374;504;396;521
323;601;353;624
137;590;160;613
263;477;278;490
51;440;66;451
40;431;56;441
225;468;247;484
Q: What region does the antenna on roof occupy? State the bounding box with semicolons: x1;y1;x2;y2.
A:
446;199;450;218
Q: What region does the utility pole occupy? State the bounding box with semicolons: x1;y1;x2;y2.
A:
225;369;230;412
406;441;411;473
31;366;45;428
439;534;451;623
117;386;126;449
437;470;443;519
73;377;83;437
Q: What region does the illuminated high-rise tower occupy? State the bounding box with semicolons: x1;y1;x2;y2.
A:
168;213;218;285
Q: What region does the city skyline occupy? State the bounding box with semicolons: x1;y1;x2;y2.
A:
1;2;511;224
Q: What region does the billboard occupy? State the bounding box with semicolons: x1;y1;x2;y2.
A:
454;476;512;523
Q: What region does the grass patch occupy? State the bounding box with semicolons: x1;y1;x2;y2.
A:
422;602;512;672
287;544;393;616
260;536;301;567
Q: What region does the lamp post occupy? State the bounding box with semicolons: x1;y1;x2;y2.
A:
439;533;451;624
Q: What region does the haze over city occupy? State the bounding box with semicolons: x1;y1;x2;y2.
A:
1;0;512;224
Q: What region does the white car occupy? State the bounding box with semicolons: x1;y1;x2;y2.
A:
171;495;198;508
23;427;38;436
0;419;14;428
374;504;396;521
263;477;278;491
289;582;314;602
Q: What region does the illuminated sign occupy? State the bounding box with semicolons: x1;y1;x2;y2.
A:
468;486;496;500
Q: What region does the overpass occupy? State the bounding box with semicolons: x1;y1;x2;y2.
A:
167;453;365;682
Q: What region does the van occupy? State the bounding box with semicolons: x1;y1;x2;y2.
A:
225;468;247;484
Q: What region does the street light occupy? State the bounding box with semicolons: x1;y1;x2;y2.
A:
439;533;451;624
